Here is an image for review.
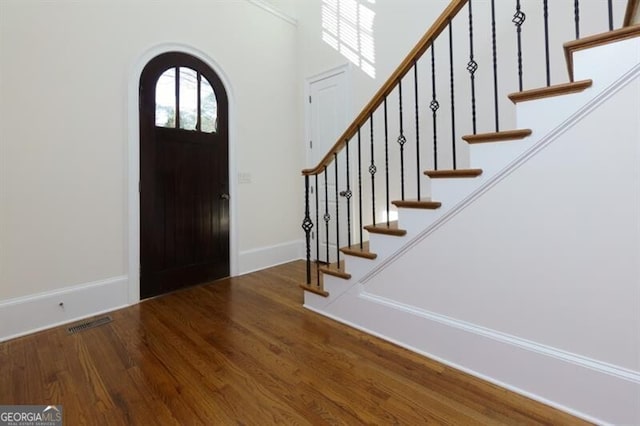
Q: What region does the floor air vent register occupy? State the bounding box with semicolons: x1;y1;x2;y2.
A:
66;315;113;334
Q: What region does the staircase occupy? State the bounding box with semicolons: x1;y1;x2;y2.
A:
300;1;640;424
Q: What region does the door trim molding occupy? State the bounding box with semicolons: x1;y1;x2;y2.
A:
127;43;239;304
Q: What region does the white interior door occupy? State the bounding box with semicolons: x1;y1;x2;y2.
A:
307;65;351;264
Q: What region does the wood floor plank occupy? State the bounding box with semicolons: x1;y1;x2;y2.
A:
0;261;589;425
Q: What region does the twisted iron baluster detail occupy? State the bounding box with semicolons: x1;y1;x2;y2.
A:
315;174;320;284
302;175;314;285
345;139;352;248
369;115;376;226
397;80;406;201
414;61;421;201
574;0;580;39
430;45;439;171
324;167;330;264
491;0;499;132
384;97;390;226
449;21;457;170
334;153;340;268
467;0;478;134
357;128;363;249
543;0;551;86
608;0;613;31
513;0;526;92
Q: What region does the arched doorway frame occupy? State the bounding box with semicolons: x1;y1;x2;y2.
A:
127;43;238;304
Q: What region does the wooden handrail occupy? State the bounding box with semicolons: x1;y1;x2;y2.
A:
625;0;640;27
302;0;469;176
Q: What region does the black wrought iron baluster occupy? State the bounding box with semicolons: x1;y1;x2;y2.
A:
467;0;478;134
345;140;352;248
397;81;406;200
430;45;440;171
574;0;580;39
414;61;421;201
369;115;377;226
384;97;390;226
315;174;320;284
543;0;551;86
608;0;613;31
513;0;526;92
449;21;457;170
357;128;363;249
334;153;340;268
491;0;499;131
302;176;313;285
323;167;330;264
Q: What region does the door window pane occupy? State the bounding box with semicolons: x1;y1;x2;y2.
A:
155;68;176;127
155;66;218;133
179;67;198;130
200;77;218;133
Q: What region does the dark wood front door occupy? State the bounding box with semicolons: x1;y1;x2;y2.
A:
139;52;229;299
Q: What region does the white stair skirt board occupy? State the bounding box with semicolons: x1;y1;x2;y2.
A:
303;37;640;425
308;292;639;426
239;240;304;275
0;276;128;342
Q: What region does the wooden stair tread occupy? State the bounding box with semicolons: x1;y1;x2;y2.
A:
299;283;329;297
392;199;442;209
319;261;351;280
341;241;377;259
508;80;593;103
425;169;483;178
564;24;640;81
364;221;407;237
462;129;532;144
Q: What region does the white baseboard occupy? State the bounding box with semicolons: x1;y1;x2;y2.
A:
0;276;129;342
238;240;304;275
304;289;640;425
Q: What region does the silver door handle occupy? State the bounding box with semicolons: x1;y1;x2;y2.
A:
220;193;230;200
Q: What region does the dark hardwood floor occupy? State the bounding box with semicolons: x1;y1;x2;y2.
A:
0;261;588;425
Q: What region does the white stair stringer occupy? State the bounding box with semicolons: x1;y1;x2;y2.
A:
303;36;640;425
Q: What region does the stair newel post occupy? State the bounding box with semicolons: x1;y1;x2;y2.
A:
467;0;478;135
397;80;406;201
608;0;613;31
357;128;364;249
430;45;439;171
490;0;500;132
301;175;313;286
369;114;377;226
448;20;457;170
574;0;580;39
543;0;551;86
345;139;352;248
384;97;390;227
334;152;341;268
413;61;421;201
513;0;526;92
315;174;320;284
323;166;330;264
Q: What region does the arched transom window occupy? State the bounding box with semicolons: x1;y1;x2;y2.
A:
155;67;218;133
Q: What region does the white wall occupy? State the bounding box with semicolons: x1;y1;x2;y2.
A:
0;1;301;307
295;0;449;112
